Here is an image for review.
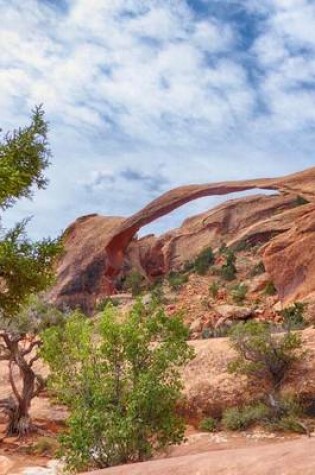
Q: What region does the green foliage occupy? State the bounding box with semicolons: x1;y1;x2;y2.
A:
199;417;217;432
222;403;270;431
231;283;248;304
150;281;166;305
124;270;144;296
281;302;306;330
193;247;215;275
168;271;188;290
295;195;309;206
220;261;237;281
228;321;302;392
249;260;265;277
96;297;120;312
41;301;194;472
232;240;251;253
0;105;50;209
263;280;277;296
209;281;220;299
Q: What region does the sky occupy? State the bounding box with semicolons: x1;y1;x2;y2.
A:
1;0;315;239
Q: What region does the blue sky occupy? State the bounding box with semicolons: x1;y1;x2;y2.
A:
1;0;315;239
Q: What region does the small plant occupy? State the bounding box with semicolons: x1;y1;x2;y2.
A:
295;195;309;206
220;262;237;281
96;297;120;312
232;240;251;253
228;321;302;415
124;270;144;296
281;302;306;330
199;417;217;432
194;247;215;275
168;271;188;290
150;283;166;305
183;260;195;273
263;280;277;296
249;261;265;277
222;403;270;431
209;281;220;299
27;437;59;456
231;283;248;304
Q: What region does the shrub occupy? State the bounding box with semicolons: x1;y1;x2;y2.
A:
168;271;188;290
295;195;309;206
263;280;277;296
231;283;248;304
249;261;265;277
150;283;166;305
281;302;306;330
41;302;194;472
228;321;302;413
222;403;270;431
194;247;215;275
199;417;217;432
124;270;144;296
183;260;195;273
209;281;220;299
220;262;237;281
96;297;120;312
232;240;251;253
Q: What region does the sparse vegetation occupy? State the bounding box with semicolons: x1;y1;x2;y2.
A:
220;248;237;281
193;247;215;275
209;281;220;299
222;403;270;431
199;417;217;432
228;321;302;417
281;302;306;330
295;195;309;206
96;297;120;312
263;280;277;296
124;270;144;296
249;260;265;277
231;283;248;304
168;271;188;290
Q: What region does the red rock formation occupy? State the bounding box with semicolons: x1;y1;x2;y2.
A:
50;167;315;312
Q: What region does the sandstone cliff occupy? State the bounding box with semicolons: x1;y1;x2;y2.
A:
50;167;315;313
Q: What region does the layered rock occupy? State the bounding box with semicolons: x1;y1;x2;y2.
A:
50;167;315;312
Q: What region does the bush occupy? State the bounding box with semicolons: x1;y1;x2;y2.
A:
228;322;302;411
209;281;220;299
295;195;309;206
96;297;120;312
220;262;237;281
41;302;194;472
232;240;251;253
199;417;217;432
168;271;188;290
263;280;277;296
249;261;265;277
194;247;215;275
124;270;144;296
222;403;270;431
231;283;248;304
281;302;306;330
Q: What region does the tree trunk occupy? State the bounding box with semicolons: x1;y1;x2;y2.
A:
6;366;35;437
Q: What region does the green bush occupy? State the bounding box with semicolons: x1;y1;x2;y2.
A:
232;240;251;253
263;280;277;296
168;271;188;290
124;270;144;296
41;301;194;472
199;417;217;432
209;281;220;299
194;247;215;275
228;322;302;411
249;261;265;277
231;283;248;304
295;195;309;206
222;403;270;431
96;297;120;312
281;302;306;330
220;262;237;281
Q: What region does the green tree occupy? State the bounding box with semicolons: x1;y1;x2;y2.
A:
0;107;61;436
41;301;194;471
228;322;302;414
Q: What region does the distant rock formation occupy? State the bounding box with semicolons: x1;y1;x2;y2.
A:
49;167;315;313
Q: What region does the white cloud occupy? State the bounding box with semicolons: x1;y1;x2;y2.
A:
1;0;315;239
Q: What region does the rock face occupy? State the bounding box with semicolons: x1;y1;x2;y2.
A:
50;167;315;312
